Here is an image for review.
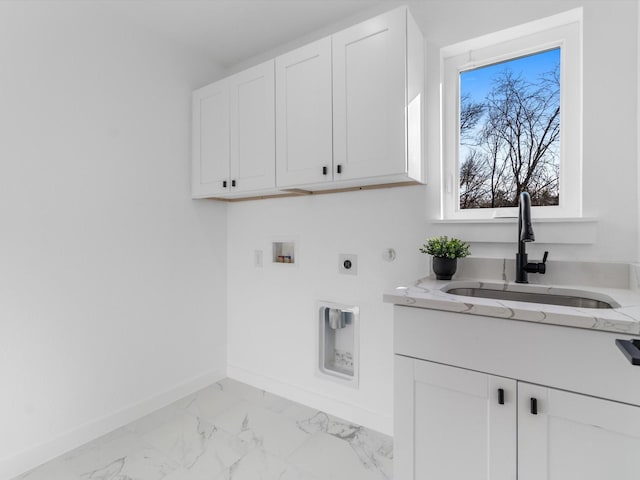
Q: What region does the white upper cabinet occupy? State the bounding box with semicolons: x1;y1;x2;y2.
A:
192;60;275;198
332;7;423;184
192;7;423;199
276;37;333;188
229;60;276;194
192;78;230;198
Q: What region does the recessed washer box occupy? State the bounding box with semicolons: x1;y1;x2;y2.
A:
317;301;359;388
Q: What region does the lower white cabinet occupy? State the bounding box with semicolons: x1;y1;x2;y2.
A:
518;382;640;480
395;356;640;480
395;357;516;480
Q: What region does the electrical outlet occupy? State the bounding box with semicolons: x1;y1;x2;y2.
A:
254;250;263;268
339;254;358;275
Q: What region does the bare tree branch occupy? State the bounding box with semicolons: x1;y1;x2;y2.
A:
459;62;560;209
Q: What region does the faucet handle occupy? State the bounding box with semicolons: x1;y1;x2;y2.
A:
536;251;549;275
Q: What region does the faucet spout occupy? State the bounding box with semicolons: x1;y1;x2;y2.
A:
515;192;548;283
519;192;535;243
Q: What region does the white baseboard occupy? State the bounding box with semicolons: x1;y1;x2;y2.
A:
227;364;392;436
0;369;225;480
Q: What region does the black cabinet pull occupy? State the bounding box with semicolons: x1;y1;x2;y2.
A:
322;166;328;175
530;397;538;415
616;339;640;365
336;164;342;174
223;180;227;188
498;388;505;405
232;179;237;187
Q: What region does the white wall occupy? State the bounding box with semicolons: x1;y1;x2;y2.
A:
226;0;639;435
0;3;227;478
227;186;428;434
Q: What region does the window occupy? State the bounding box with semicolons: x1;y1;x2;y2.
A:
441;9;582;220
459;49;561;209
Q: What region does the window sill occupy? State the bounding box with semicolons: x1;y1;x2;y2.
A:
430;217;597;244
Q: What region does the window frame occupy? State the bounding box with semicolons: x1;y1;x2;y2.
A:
440;9;583;220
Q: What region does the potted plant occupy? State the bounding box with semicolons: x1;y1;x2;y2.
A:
420;236;470;280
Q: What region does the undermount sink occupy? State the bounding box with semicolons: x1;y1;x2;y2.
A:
444;285;618;309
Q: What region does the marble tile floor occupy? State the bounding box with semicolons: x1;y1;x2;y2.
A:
15;378;393;480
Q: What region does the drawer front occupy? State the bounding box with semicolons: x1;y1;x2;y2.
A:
394;305;640;406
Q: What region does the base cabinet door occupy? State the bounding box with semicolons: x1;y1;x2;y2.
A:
395;356;517;480
518;382;640;480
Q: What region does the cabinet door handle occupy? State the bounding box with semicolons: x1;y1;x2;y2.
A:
322;166;328;175
498;388;505;405
223;180;227;188
336;164;342;174
615;339;640;365
530;397;538;415
232;179;237;187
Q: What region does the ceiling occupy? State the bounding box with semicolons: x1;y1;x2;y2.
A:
100;0;394;69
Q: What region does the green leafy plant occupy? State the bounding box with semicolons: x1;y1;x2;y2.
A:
420;236;470;259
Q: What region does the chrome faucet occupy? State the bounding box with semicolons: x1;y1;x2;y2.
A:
515;192;548;283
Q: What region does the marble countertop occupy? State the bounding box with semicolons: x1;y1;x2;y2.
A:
383;277;640;335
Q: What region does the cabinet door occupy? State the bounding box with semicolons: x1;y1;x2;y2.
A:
519;383;640;480
276;37;333;187
192;79;230;197
395;356;516;480
332;7;407;181
229;59;276;193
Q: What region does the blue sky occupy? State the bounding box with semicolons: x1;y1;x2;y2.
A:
461;48;560;102
458;47;562;209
